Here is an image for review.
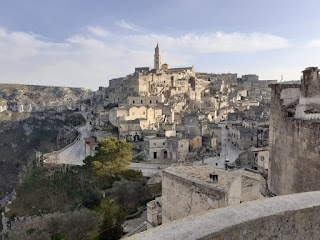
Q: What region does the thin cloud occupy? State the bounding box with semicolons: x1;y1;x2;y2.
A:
114;20;144;32
307;39;320;47
126;32;290;53
87;26;109;37
0;26;291;89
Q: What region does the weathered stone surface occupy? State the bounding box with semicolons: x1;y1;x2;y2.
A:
161;166;260;223
126;191;320;240
269;84;320;195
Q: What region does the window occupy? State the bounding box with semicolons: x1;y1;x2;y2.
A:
141;100;143;104
163;142;165;145
154;143;156;146
133;100;135;104
153;152;157;159
150;100;152;104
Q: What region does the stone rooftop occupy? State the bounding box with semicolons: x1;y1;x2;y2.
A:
164;165;259;193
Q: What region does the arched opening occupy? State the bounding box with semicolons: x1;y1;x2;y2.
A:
163;150;168;159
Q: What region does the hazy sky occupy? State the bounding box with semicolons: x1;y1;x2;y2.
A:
0;0;320;90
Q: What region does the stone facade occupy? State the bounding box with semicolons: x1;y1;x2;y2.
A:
187;135;202;151
127;96;163;107
146;197;162;229
161;166;260;223
109;106;163;129
184;114;208;136
144;136;189;161
229;125;255;150
268;80;320;196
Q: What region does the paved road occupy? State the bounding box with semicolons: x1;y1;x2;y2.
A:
197;124;242;168
130;162;171;177
44;122;92;165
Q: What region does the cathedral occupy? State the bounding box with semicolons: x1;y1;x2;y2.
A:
108;43;209;103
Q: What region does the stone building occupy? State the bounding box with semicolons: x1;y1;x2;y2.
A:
84;137;98;157
241;74;259;82
186;135;202;151
229;125;255;150
256;147;270;196
295;67;320;120
118;120;142;141
161;166;261;223
144;136;167;161
144;136;189;161
127;96;163;107
146;197;162;229
109;105;163;129
107;44;208;101
154;44;162;70
268;67;320;196
184;114;208;136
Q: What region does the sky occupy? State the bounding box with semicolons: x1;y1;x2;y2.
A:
0;0;320;90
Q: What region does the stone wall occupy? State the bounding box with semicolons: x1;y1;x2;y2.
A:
268;84;320;195
126;191;320;240
161;170;226;223
161;167;260;224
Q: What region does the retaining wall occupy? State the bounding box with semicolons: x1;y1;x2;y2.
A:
126;191;320;240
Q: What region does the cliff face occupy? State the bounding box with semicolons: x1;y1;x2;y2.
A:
0;84;89;203
0;84;91;113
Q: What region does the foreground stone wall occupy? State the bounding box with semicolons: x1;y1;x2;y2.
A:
269;84;320;195
126;191;320;240
161;167;260;223
161;170;226;223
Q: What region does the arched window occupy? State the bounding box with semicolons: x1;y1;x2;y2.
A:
163;150;168;159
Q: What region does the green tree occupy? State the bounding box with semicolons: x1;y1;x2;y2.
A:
99;199;126;240
112;180;151;214
90;138;132;177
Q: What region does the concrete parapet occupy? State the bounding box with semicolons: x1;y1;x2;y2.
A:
125;191;320;240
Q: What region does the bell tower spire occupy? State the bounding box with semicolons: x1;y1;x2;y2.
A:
154;42;162;70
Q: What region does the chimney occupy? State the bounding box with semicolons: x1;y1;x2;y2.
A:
209;173;218;182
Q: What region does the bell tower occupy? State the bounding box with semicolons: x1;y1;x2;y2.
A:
154;43;162;70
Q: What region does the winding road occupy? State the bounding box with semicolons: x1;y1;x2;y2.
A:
196;123;242;168
44;114;92;165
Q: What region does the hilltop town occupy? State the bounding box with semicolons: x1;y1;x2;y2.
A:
2;44;320;240
90;44;275;166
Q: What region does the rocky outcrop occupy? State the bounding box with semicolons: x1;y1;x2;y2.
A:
0;84;92;113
